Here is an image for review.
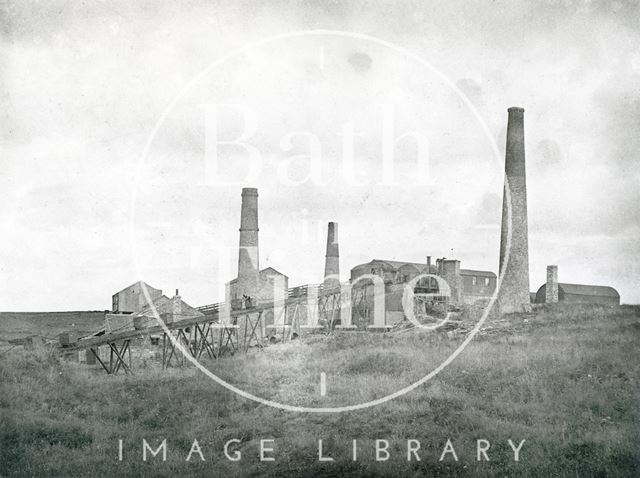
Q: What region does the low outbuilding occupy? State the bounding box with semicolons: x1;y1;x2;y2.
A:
534;283;620;305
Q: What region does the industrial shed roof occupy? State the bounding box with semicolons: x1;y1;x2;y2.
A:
557;283;620;298
369;260;427;270
352;260;495;278
460;269;496;278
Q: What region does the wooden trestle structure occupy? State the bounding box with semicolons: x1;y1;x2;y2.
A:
60;285;344;375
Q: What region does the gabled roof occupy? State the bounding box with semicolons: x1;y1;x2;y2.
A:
132;295;170;316
558;283;620;298
113;281;160;296
260;267;288;278
133;294;203;318
227;266;289;285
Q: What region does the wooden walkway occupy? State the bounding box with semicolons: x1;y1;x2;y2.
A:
60;287;343;375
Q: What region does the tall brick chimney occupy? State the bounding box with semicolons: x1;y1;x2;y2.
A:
498;107;532;313
441;259;461;304
323;222;340;290
237;187;260;299
545;265;558;303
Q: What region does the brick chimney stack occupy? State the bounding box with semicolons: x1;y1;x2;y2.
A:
498;107;532;313
237;187;260;299
323;222;340;290
545;265;558;303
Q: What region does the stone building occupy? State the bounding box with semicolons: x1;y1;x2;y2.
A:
111;281;162;313
227;267;289;309
106;285;203;332
349;257;497;326
130;289;203;325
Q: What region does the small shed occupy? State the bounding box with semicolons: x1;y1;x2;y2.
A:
535;283;620;305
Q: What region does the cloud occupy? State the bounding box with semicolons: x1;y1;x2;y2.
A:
1;0;639;308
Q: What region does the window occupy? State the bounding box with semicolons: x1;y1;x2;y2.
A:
472;276;477;286
485;277;490;286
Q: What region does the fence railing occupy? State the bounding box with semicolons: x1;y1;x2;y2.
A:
196;283;337;312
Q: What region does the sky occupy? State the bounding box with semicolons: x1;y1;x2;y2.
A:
1;0;639;310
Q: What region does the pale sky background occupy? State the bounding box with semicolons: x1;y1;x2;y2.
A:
1;0;639;310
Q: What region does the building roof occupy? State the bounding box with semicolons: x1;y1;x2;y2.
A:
558;283;620;298
373;259;424;269
260;267;288;278
131;294;170;316
113;281;161;296
228;267;289;285
353;259;435;272
460;269;497;278
352;260;495;278
133;294;203;318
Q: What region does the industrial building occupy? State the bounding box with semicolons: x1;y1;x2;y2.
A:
350;258;496;305
106;284;202;333
534;265;620;305
29;106;626;377
67;107;625;353
349;258;497;326
227;267;289;309
534;284;620;306
112;281;162;313
113;108;620;331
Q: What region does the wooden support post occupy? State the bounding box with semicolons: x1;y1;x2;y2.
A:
109;341;132;375
194;323;216;360
218;324;237;356
162;333;167;368
91;347;111;375
164;331;180;368
243;311;263;352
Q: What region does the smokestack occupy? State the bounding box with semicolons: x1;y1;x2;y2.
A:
441;259;461;304
237;187;260;299
498;107;532;313
545;265;558;303
323;222;340;290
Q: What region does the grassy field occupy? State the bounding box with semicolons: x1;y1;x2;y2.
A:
1;304;639;477
0;311;105;344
